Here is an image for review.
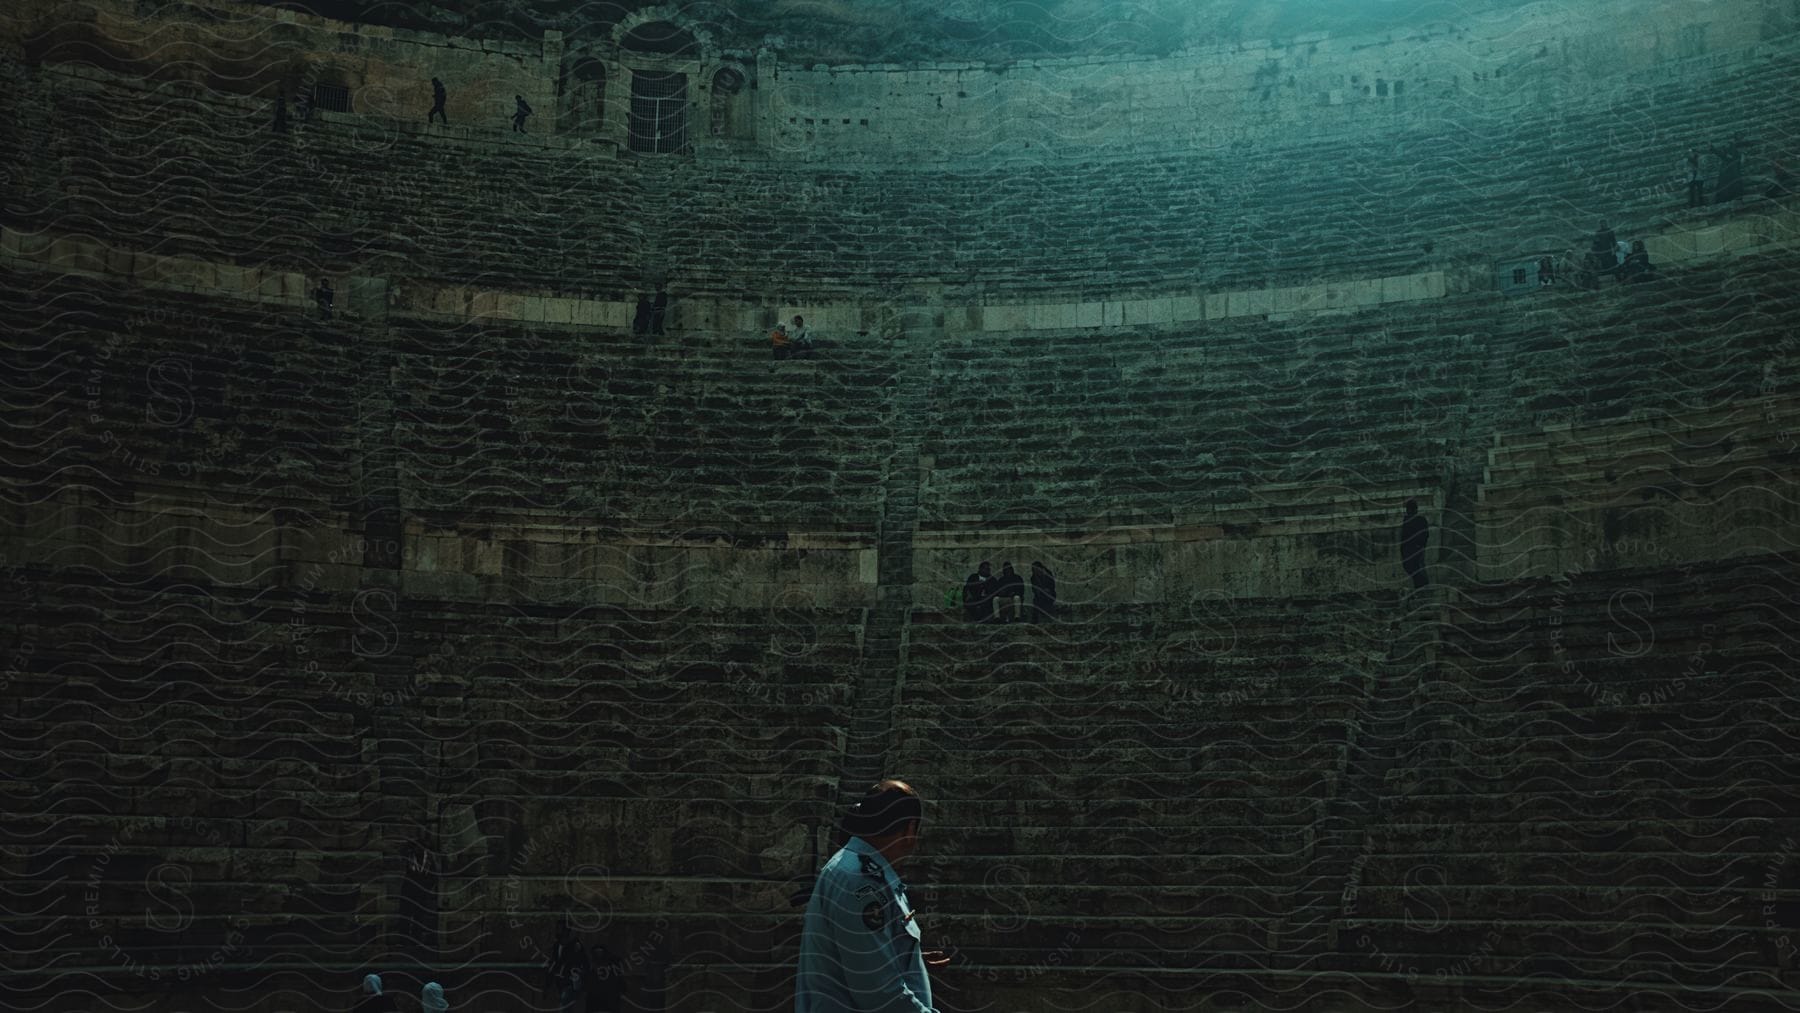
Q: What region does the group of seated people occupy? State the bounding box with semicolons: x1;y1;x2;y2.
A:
770;315;816;359
1539;221;1655;289
961;560;1057;623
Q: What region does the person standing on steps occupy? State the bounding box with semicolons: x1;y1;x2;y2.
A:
651;288;669;335
313;277;335;321
797;780;949;1013
633;295;652;337
1029;561;1057;622
513;94;533;133
1400;499;1430;590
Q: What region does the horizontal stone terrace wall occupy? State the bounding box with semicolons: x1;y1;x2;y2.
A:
762;0;1786;160
11;62;1800;321
12;0;1790;164
9;46;1799;305
8;201;1800;599
8;190;1798;340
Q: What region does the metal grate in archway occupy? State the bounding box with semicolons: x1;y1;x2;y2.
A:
628;70;688;154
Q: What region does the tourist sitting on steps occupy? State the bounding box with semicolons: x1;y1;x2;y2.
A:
994;562;1025;623
788;314;814;351
772;321;813;360
963;561;996;623
1619;239;1654;283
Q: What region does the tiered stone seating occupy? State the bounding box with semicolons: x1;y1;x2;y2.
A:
812;595;1397;1004
386;315;898;527
424;601;862;1009
7;71;644;287
920;298;1486;527
12;51;1798;295
0;554;863;1010
1504;253;1800;426
1342;554;1800;1001
0;265;364;508
0;568;396;999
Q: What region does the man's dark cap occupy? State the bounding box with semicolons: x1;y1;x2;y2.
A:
842;779;923;839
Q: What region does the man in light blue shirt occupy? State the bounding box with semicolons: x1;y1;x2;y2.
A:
797;780;948;1013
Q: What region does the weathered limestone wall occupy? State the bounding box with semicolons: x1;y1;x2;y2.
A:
16;195;1798;336
6;0;745;151
10;0;1789;164
8;0;554;124
760;0;1776;160
404;519;876;608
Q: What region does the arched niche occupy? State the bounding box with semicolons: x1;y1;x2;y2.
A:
592;8;723;155
709;61;753;141
557;53;606;135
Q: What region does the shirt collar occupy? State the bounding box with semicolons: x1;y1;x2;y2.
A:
845;835;901;888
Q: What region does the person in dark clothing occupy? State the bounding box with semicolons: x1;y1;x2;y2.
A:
632;295;652;336
585;944;629;1013
1686;148;1705;208
513;94;533;133
429;77;448;125
273;93;288;133
314;278;334;321
547;922;589;1013
1029;561;1057;623
354;974;400;1013
1536;254;1555;287
963;561;996;623
1590;221;1617;274
1400;499;1430;590
1619;239;1654;283
650;289;668;335
994;562;1026;623
1711;138;1745;203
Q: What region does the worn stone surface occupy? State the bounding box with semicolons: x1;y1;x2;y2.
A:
3;0;1800;1010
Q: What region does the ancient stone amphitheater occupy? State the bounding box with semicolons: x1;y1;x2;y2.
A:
3;0;1799;1010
